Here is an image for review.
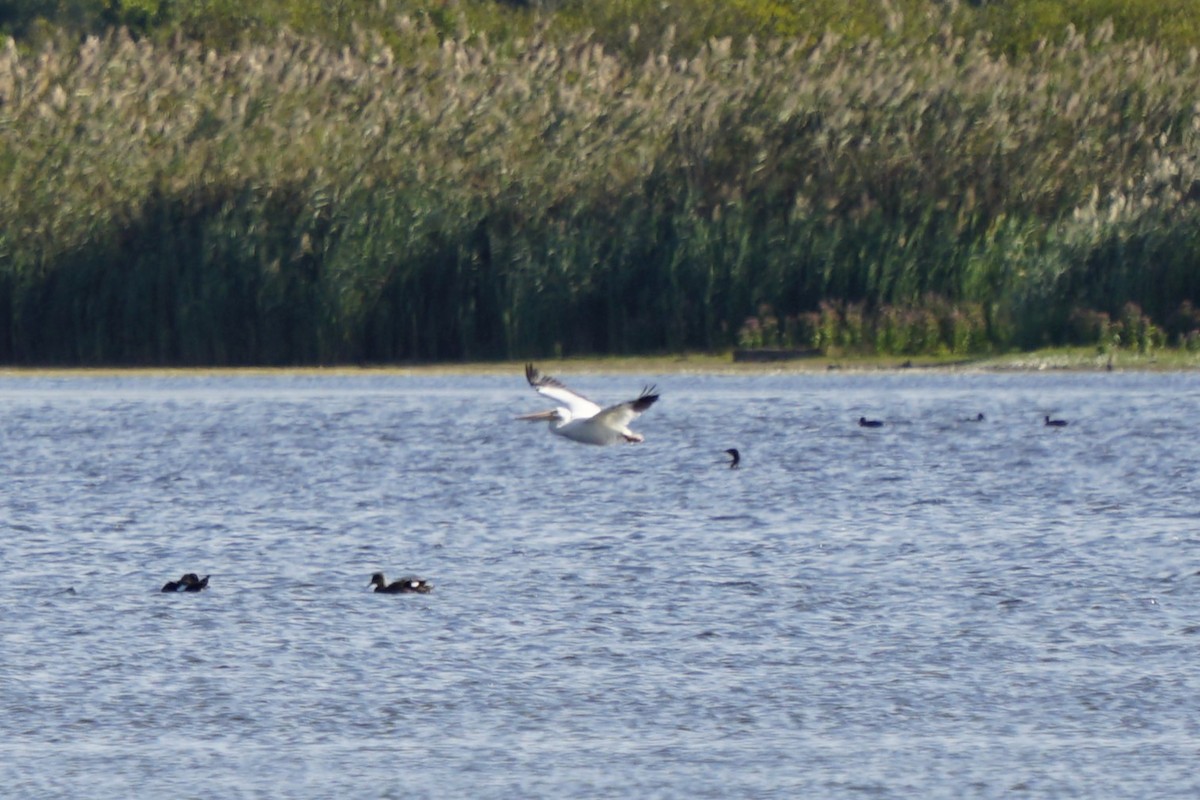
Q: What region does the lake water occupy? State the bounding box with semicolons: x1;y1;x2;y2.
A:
2;369;1199;798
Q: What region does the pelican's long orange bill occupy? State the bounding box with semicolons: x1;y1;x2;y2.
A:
516;409;558;421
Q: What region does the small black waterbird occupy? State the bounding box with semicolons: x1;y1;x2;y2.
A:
369;572;433;594
161;573;209;593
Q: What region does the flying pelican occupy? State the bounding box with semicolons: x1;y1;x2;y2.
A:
518;363;659;445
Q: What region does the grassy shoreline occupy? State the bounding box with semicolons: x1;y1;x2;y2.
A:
3;348;1199;378
5;23;1200;366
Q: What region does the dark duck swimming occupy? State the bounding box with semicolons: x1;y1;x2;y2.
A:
370;572;433;594
161;573;209;592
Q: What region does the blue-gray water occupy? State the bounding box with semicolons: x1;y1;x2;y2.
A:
3;370;1200;798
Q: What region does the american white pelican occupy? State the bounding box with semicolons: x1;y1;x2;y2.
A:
518;363;659;445
724;448;740;469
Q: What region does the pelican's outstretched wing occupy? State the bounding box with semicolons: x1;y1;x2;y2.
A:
525;364;603;418
592;385;659;430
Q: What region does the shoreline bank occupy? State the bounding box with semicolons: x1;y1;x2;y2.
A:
1;348;1197;378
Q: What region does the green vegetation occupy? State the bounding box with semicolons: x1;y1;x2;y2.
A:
3;2;1200;364
739;298;1174;357
8;0;1200;58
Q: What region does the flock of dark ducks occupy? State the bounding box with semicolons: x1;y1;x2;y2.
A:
854;413;1068;428
856;412;1069;428
158;571;432;594
723;412;1070;469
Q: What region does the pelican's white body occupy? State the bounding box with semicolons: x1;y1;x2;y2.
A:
547;410;644;445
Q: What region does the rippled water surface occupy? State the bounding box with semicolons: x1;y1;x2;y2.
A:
3;369;1200;798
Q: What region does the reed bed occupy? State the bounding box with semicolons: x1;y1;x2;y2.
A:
3;21;1200;364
